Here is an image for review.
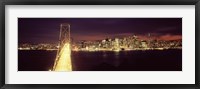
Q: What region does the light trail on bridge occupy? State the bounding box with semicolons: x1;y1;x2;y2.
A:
53;43;72;71
50;23;72;71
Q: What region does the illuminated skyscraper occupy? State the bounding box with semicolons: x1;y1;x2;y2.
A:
114;38;120;49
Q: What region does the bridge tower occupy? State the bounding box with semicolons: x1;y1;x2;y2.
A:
52;23;72;71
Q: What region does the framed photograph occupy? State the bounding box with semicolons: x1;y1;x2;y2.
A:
1;0;200;89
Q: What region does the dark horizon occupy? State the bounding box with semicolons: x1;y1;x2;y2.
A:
18;18;182;44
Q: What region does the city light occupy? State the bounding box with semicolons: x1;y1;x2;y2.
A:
53;43;72;71
18;36;182;52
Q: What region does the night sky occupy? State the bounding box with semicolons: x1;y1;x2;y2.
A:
18;18;182;44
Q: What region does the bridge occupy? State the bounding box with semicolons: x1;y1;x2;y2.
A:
52;23;72;71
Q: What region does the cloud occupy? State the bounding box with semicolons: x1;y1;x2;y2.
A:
158;34;182;40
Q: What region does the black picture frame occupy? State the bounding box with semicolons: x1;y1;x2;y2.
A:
0;0;200;89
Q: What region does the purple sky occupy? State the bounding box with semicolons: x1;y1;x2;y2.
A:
18;18;182;44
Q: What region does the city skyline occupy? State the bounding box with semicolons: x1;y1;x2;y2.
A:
18;18;182;44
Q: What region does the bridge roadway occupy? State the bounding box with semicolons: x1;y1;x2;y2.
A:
53;43;72;71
